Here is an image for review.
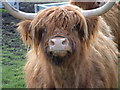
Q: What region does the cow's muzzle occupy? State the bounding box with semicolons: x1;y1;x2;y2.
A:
47;37;72;57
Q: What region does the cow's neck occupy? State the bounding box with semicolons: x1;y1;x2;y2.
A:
49;57;92;88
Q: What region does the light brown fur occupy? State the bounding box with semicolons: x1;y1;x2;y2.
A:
17;5;118;88
70;1;120;48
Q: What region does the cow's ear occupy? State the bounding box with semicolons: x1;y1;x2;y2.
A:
17;20;32;46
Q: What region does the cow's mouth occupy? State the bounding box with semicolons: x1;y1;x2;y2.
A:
46;50;72;65
49;50;71;57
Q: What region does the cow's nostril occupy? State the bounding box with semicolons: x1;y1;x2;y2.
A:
97;2;101;5
62;39;68;45
49;40;55;46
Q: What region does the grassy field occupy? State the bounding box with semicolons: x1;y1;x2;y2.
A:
0;9;7;13
2;31;27;88
1;8;27;88
2;44;26;88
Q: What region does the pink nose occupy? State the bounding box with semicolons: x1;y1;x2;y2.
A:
48;37;71;56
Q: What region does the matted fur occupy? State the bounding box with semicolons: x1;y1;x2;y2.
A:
17;5;118;88
70;1;120;48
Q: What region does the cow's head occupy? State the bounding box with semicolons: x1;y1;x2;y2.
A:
2;0;116;66
18;6;89;65
70;0;106;10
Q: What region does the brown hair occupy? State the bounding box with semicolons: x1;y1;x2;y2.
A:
17;5;118;88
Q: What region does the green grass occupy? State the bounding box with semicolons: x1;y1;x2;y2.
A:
0;9;7;13
2;24;27;88
2;47;26;88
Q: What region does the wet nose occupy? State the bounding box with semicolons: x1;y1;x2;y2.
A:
48;37;71;57
49;37;69;51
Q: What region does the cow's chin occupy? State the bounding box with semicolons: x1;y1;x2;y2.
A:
45;49;72;65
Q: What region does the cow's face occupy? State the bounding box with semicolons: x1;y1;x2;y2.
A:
18;6;88;66
32;6;88;65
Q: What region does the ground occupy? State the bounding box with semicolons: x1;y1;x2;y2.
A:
1;1;120;88
2;9;26;89
2;2;39;88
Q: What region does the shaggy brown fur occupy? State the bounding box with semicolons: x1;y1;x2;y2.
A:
17;5;118;88
70;1;120;48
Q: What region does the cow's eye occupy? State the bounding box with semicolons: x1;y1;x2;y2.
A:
72;24;85;41
72;24;80;33
35;28;47;42
40;28;47;40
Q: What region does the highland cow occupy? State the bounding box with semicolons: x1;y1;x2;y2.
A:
70;0;120;48
3;0;118;88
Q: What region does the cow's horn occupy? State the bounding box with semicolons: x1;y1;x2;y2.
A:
82;0;116;17
2;0;37;20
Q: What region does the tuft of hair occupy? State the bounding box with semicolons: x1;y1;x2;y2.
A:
17;20;32;47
